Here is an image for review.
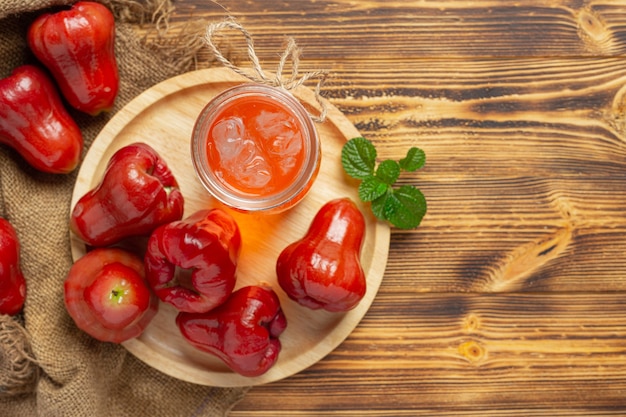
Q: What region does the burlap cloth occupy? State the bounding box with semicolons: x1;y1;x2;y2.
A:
0;1;251;415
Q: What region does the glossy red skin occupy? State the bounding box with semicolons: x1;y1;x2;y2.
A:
276;198;366;312
27;1;119;115
145;209;241;313
176;285;287;377
0;65;83;174
84;262;151;330
70;142;184;247
64;247;158;343
0;218;26;316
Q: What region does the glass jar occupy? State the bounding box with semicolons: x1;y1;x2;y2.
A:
191;83;321;213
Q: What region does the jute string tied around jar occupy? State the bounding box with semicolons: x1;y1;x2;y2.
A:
204;18;330;123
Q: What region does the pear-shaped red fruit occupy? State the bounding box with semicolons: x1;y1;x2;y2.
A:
276;198;367;312
27;1;119;115
177;285;287;377
0;218;26;316
0;65;83;174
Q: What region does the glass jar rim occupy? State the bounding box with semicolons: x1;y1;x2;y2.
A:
191;83;321;212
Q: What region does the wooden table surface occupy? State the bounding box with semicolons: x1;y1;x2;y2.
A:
168;1;626;415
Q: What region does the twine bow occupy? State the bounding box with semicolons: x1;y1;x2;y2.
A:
204;19;329;123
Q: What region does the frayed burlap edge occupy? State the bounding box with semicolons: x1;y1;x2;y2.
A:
0;315;39;398
104;0;219;73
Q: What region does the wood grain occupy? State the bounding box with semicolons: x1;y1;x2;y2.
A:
171;0;626;59
160;0;626;414
232;293;626;415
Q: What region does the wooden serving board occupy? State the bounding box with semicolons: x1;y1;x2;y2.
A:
69;68;390;387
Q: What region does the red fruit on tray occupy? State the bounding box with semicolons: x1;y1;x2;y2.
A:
70;142;184;247
64;248;158;343
176;285;287;377
145;208;241;313
276;198;367;312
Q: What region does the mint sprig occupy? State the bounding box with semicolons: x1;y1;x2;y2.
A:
341;137;427;229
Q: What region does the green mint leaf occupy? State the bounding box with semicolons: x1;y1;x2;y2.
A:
341;137;377;180
370;192;390;221
376;159;400;185
341;136;428;229
384;185;427;229
358;176;389;202
399;147;426;172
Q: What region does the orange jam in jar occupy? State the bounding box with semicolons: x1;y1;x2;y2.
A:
191;84;321;213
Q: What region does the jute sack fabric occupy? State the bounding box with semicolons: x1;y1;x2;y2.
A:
0;1;250;415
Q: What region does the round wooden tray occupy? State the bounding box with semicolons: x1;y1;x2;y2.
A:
69;68;390;387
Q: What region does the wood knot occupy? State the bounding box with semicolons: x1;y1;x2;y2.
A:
458;340;486;364
577;8;614;54
609;83;626;138
478;225;573;292
463;314;480;333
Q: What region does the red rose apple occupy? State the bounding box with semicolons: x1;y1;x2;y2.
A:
64;247;158;343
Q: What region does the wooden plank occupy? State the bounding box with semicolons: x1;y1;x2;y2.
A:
165;0;626;414
333;59;626;293
172;0;626;59
194;56;626;293
138;19;626;293
367;59;623;293
232;293;626;415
